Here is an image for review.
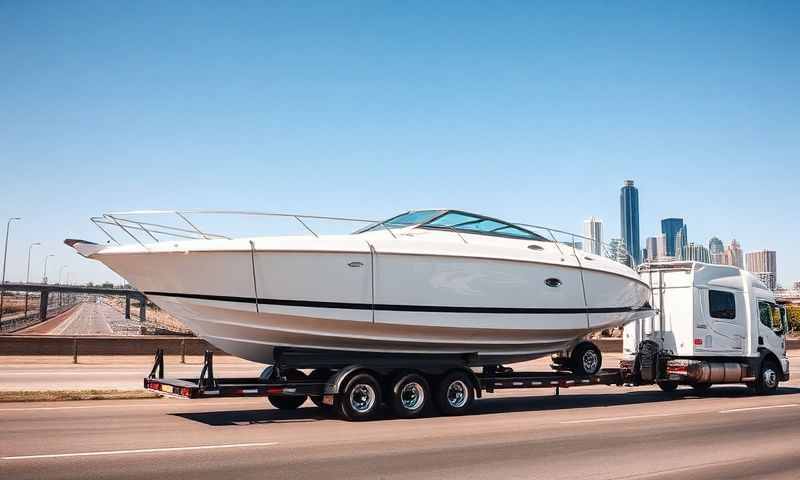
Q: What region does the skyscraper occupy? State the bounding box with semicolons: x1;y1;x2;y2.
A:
660;218;684;258
746;250;777;290
708;237;724;255
682;242;710;263
583;217;603;256
644;236;659;262
674;225;687;260
619;180;641;265
723;239;744;268
656;235;667;261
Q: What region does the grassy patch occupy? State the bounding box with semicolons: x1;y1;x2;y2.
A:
0;389;160;402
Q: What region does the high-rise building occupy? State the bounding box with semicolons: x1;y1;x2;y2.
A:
608;238;630;266
583;217;603;255
644;236;659;262
722;239;744;268
746;250;777;290
620;180;641;265
660;218;685;258
708;237;725;264
656;235;668;261
682;242;710;263
674;226;687;260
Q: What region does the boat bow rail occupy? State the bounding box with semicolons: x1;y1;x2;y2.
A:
88;209;634;265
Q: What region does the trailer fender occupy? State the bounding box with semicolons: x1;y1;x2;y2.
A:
454;367;482;399
324;365;372;395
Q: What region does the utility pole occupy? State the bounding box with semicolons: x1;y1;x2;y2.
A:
42;254;54;284
24;242;40;321
0;217;21;325
58;265;68;306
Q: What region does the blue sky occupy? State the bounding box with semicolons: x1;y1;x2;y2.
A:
1;1;798;285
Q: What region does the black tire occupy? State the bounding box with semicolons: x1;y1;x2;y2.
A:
754;360;780;395
690;383;712;394
657;381;678;392
308;368;333;409
337;372;382;421
571;342;602;376
434;370;474;416
390;373;430;419
267;368;307;410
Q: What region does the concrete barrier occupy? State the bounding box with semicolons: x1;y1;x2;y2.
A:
0;335;797;357
0;335;227;356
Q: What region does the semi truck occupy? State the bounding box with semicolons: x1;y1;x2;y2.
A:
626;261;789;394
144;261;790;420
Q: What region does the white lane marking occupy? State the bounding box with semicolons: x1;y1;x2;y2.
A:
719;403;799;414
1;442;279;460
0;400;260;412
561;412;680;424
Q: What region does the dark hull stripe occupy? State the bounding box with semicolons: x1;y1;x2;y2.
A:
144;291;647;315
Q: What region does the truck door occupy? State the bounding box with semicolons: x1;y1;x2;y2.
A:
701;288;746;354
757;301;786;358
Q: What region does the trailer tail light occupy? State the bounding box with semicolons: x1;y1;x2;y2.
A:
181;387;191;397
693;338;703;346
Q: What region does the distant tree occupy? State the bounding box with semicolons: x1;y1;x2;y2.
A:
87;281;94;287
101;282;114;289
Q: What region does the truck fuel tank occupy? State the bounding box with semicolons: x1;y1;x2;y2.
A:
667;359;748;384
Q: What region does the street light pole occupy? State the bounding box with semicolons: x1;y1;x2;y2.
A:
42;254;54;284
0;217;22;325
24;242;40;321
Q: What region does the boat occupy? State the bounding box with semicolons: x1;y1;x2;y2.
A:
66;209;652;366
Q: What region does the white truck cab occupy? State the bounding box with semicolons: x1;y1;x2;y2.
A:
624;262;789;393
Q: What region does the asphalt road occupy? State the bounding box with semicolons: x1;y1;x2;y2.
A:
2;368;800;479
18;302;123;336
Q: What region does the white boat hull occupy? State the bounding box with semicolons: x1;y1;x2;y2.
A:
76;233;651;366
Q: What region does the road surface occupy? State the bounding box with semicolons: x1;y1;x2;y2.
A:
0;354;799;479
18;302;125;335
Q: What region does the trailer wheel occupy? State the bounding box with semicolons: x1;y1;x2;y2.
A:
390;373;430;419
754;360;780;395
690;383;712;394
308;368;333;409
434;371;474;416
337;372;382;421
267;369;307;410
657;381;678;392
571;343;602;376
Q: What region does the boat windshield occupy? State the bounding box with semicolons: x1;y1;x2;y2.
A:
422;211;548;241
357;210;444;233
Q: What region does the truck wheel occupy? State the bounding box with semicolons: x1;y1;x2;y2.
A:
390;373;430;419
308;368;333;409
754;360;780;395
434;371;474;416
267;368;308;410
571;343;602;376
657;381;678;392
691;383;712;394
337;372;382;421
